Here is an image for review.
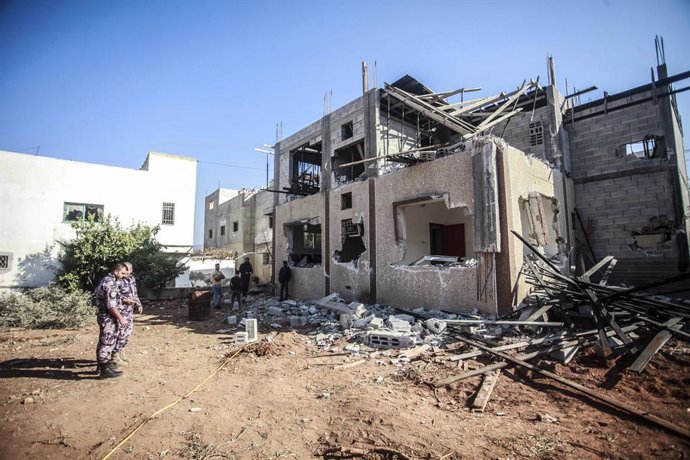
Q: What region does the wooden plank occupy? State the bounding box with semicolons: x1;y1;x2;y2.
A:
445;319;564;327
398;344;431;360
628;318;683;373
453;335;690;440
583;255;614;279
471;370;500;412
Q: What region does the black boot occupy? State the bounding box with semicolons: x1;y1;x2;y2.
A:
99;361;123;379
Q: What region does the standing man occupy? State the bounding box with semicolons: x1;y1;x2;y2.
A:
278;261;292;301
211;263;226;310
94;263;129;379
111;261;143;366
239;257;253;299
229;270;242;310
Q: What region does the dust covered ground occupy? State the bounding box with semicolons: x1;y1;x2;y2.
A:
1;297;689;459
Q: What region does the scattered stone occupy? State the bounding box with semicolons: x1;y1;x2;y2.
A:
189;407;202;412
537;413;558;423
22;397;35;405
267;306;284;316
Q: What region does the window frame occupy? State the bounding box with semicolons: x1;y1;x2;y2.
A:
162;202;175;225
63;202;104;223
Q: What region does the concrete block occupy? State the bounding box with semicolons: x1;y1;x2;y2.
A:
290;316;307;327
550;345;580;364
267;306;284;316
425;319;447;334
348;302;367;318
369;317;384;329
235;332;249;344
391;314;415;324
367;331;417;348
340;313;355;330
283;300;299;306
226;315;237;325
388;317;412;333
308;306;319;315
245;318;258;341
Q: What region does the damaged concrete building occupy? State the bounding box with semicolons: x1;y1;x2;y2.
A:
204;187;274;283
212;58;688;316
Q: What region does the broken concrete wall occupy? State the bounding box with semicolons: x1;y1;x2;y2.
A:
328;180;371;302
274;192;325;299
566;90;683;284
495;141;570;314
275;120;322;205
375;145;496;314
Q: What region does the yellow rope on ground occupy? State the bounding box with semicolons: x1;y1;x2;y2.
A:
101;345;247;460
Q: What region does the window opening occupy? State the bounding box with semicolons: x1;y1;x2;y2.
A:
220;225;226;236
63;202;104;222
233;221;238;232
0;254;10;271
208;229;213;239
162;202;175;225
529;121;544;146
616;135;665;159
341;121;354;140
341;192;353;210
335;220;366;263
263;253;271;265
287;142;322;195
333;140;365;182
286;223;322;267
268;215;274;229
394;198;474;266
209;201;215;210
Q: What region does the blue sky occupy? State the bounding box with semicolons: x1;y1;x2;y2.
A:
2;0;689;247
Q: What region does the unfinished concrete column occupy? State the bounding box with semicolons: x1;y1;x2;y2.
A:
364;89;380;178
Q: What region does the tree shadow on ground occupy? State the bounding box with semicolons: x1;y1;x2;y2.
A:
0;357;98;380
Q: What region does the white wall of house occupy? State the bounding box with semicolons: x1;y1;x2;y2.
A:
0;150;197;289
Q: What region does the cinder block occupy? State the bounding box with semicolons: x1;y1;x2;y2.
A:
366;331;417;348
235;332;249;344
245;318;258;341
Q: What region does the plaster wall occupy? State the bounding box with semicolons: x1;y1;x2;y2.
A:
0;150;197;288
328;180;371;302
374;148;494;313
274;193;325;299
497;143;569;309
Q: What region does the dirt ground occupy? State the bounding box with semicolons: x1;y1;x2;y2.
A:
1;296;689;460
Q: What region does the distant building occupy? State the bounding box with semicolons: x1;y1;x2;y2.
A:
0;150;197;289
204;187;274;283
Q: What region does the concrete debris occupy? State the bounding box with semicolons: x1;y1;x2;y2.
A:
267;306;285;316
226;316;237;325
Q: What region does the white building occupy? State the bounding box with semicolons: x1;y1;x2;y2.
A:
0;150;197;289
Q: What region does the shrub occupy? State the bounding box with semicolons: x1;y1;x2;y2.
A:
0;287;95;329
57;216;186;292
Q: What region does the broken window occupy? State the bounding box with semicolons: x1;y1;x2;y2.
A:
288;143;322;195
209;201;215;210
286;223;322;267
162;203;175;225
341;192;352;210
334;219;365;263
63;202;104;222
341;121;353;140
233;221;238;232
616;135;666;159
333;141;365;182
0;253;10;272
529;121;544;146
220;225;226;236
394;198;474;265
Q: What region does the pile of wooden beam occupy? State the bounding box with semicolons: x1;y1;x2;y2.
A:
433;231;690;439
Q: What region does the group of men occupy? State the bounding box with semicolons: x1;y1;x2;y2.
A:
210;257;294;311
94;262;142;379
210;257;254;310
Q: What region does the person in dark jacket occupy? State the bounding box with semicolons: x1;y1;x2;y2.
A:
278;261;292;301
239;257;253;298
229;270;242;310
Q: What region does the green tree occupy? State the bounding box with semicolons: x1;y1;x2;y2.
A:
57;216;186;292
